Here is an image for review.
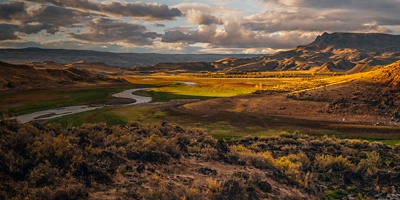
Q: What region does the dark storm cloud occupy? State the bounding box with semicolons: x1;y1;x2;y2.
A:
162;30;199;44
0;24;18;40
25;5;94;34
0;1;95;39
25;0;182;21
0;1;25;20
70;18;161;45
0;21;69;41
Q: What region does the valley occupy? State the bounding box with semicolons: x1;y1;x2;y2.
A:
1;32;400;199
1;49;399;143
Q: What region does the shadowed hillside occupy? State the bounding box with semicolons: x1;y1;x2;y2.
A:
29;61;126;75
0;48;258;68
0;61;126;90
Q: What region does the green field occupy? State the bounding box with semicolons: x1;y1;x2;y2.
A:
122;72;360;99
0;85;133;116
48;105;293;140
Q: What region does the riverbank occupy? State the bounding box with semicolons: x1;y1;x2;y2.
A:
15;88;152;123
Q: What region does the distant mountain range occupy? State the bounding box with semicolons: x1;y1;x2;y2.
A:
210;32;400;73
0;48;259;68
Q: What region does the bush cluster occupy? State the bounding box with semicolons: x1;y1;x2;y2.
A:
1;119;400;199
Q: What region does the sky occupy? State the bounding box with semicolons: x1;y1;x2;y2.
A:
0;0;399;54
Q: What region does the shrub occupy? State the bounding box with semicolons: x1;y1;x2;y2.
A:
205;178;222;195
355;151;381;175
315;154;354;172
230;145;276;169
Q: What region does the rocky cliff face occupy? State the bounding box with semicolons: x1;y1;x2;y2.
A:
305;32;400;51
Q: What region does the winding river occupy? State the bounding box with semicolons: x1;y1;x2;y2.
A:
111;88;152;105
16;88;152;123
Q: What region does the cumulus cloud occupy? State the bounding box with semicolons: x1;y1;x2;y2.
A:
70;18;160;45
25;0;182;21
186;9;223;25
174;2;241;25
162;22;316;49
175;2;240;16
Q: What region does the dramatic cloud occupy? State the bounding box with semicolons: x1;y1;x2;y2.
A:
1;0;400;53
0;4;89;40
25;5;94;34
25;0;182;21
0;1;168;45
0;2;94;40
70;18;160;45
